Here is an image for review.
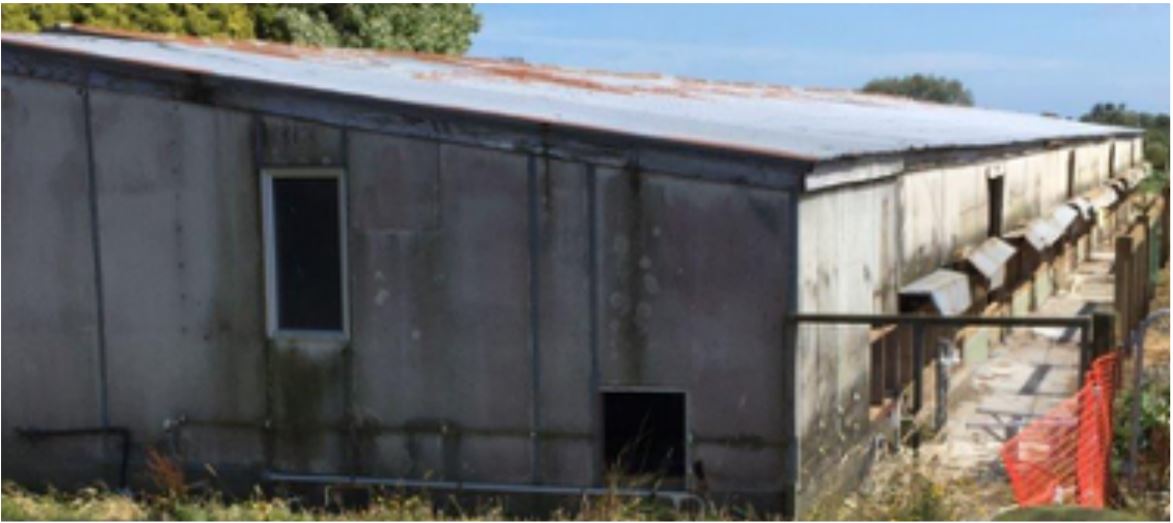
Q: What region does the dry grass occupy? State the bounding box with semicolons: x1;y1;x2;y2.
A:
1;485;147;521
1;482;769;521
1144;266;1170;365
1;483;498;521
809;450;1016;521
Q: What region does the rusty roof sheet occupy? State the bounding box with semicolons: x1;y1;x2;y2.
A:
899;269;973;316
0;29;1143;162
965;237;1016;289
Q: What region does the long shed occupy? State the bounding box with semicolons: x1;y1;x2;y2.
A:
1;27;1145;516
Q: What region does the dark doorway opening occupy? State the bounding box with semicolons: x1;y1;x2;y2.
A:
987;175;1004;238
602;391;686;479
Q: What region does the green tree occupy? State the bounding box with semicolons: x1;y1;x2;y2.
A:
1;4;481;55
861;74;975;106
1080;102;1170;173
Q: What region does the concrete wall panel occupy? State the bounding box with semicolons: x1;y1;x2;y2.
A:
89;90;264;466
348;131;439;232
535;160;592;436
259;115;343;167
1;76;106;486
796;181;895;499
350;143;532;480
597;170;792;491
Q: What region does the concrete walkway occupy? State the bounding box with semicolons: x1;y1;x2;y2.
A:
920;247;1116;481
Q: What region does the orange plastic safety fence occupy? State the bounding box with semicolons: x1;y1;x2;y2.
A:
1000;353;1120;508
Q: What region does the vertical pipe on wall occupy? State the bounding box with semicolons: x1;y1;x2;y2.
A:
780;186;800;519
253;114;276;471
80;73;110;430
341;128;359;478
527;152;543;484
586;164;602;486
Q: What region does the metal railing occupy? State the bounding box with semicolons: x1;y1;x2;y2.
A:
787;313;1115;430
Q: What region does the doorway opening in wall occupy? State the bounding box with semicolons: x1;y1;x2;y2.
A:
261;168;348;338
1067;151;1077;198
987;175;1005;237
1108;144;1116;177
602;391;686;482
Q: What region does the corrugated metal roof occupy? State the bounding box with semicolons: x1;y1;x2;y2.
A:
0;28;1142;162
899;269;972;316
965;237;1016;289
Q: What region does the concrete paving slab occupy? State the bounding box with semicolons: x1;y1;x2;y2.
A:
920;243;1115;481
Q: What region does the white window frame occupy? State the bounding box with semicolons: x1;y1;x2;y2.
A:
261;167;350;342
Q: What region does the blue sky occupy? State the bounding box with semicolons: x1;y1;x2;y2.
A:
470;4;1170;117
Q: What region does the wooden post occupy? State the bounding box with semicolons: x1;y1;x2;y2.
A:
1159;184;1171;269
1091;311;1115;366
1139;221;1150;318
1115;233;1133;344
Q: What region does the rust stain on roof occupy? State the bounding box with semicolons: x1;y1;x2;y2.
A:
42;25;898;104
3;25;1140;163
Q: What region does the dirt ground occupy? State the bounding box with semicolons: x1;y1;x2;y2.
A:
1143;267;1169;365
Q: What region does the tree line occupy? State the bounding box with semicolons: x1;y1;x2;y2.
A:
0;4;481;55
861;75;1168;173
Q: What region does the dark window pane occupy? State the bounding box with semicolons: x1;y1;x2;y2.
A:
603;392;686;478
272;177;343;331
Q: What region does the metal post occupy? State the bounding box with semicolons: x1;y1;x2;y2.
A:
1127;309;1170;488
1078;322;1091;388
1091;312;1115;368
1115;233;1133;344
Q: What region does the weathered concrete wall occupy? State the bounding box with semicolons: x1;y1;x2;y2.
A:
349;138;535;483
1112;138;1134;175
256;115;349;475
793;139;1127;514
795;180;896;511
1;76;108;487
597;170;793;495
5;66;1139;516
3;72;799;503
88;90;266;477
1074;141;1113;189
346;147;796;494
